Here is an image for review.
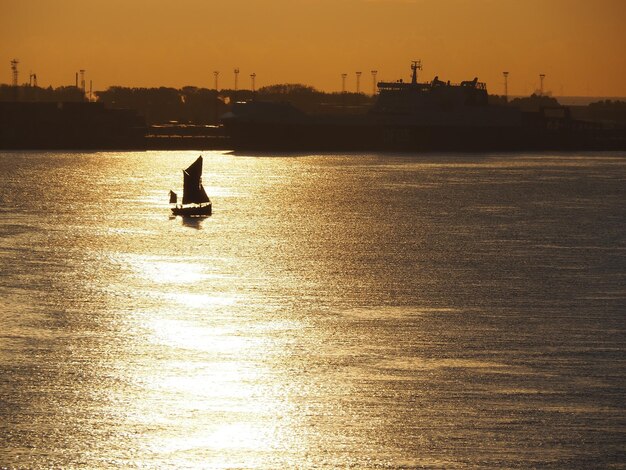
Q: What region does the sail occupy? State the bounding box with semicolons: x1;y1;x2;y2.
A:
182;156;210;204
169;190;177;204
198;184;211;203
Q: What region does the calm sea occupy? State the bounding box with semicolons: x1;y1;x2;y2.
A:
1;151;624;469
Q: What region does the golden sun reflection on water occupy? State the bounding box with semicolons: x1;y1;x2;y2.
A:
160;292;239;309
123;311;290;468
147;318;262;354
153;422;278;459
135;259;211;285
118;251;294;468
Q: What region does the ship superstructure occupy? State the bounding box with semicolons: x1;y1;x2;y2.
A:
372;60;520;128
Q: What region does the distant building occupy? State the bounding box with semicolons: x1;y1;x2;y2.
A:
0;101;145;149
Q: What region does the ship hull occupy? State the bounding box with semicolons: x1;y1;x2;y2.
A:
171;203;212;217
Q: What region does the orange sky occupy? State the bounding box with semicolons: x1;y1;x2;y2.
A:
1;0;625;96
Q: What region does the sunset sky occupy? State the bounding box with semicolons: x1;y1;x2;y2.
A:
1;0;625;97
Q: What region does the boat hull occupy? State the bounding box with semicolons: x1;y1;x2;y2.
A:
171;203;212;217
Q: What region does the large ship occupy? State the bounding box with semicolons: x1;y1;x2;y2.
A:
222;61;625;151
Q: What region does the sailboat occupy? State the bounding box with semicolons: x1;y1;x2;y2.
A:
169;156;212;216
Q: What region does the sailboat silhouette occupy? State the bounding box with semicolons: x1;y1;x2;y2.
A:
169;156;212;216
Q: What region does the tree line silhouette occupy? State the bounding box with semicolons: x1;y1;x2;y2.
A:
0;83;374;124
0;84;85;102
1;83;625;125
95;84;374;124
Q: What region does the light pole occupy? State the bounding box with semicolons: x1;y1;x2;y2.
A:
503;71;509;102
213;71;220;123
250;73;256;93
539;73;545;96
356;71;362;94
341;73;347;93
10;59;19;87
371;70;378;95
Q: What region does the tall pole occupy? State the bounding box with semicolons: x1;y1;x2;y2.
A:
356;71;362;94
213;71;220;124
370;70;378;95
250;73;256;93
503;71;509;102
539;74;545;96
10;59;19;87
80;69;86;93
341;73;347;93
234;68;239;91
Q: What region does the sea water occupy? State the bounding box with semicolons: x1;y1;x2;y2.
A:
0;151;624;468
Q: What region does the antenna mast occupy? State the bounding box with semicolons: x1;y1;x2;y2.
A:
411;60;422;84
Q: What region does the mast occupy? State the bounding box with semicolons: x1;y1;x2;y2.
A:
411;60;422;85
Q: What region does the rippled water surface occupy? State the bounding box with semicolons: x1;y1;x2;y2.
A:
1;151;625;469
